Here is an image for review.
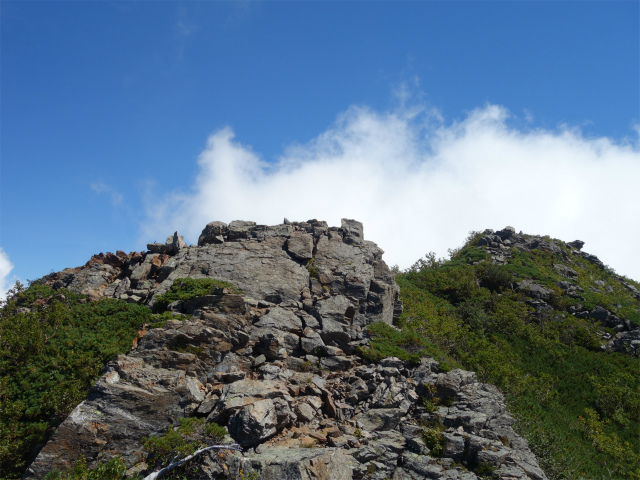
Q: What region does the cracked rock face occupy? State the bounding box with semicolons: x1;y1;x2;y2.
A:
27;220;546;480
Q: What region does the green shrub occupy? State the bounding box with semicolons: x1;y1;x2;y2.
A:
0;283;153;478
44;457;127;480
154;278;242;312
422;426;446;457
306;259;319;278
358;322;446;365
472;462;496;478
143;417;227;476
478;262;513;293
392;231;640;480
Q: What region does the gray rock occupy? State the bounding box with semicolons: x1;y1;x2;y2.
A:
553;263;578;278
589;306;610;323
228;398;277;447
27;220;548;480
435;369;476;397
301;333;325;354
198;221;228;246
379;356;404;369
150;237;310;306
515;280;552;302
567;240;585;250
402;452;445;478
341;218;364;245
320;355;355;371
605;328;640;356
182;294;246;314
312;295;354;324
227;220;257;240
169;231;187;253
295;402;317;423
355;408;405;432
230;447;353;480
254;307;304;334
286;231;314;260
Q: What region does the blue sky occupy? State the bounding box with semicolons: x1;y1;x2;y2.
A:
1;1;639;296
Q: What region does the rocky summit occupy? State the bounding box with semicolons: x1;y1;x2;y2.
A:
22;219;549;480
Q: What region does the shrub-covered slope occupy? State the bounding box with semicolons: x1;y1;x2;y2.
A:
363;227;640;479
0;283;169;478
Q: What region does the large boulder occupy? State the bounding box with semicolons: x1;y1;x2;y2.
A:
198;221;228;246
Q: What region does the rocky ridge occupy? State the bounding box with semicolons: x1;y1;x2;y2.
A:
25;220;546;479
475;227;640;356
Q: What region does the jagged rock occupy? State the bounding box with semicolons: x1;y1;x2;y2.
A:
515;280;552;302
354;408;406;432
589;306;610;323
63;263;119;298
182;294;246;314
604;328;640;356
228;399;278;447
622;281;640;299
557;280;584;299
230;447;353;480
434;369;477;398
253;307;304;334
227;220;257;240
147;231;186;255
27;220;548;480
286;231;314;261
567;240;585;250
198;221;228;246
341;218;364;245
575;250;605;269
553;263;578;279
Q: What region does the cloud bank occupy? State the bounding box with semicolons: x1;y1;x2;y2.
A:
0;248;15;301
142;103;640;280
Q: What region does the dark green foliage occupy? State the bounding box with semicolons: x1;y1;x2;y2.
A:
142;417;227;479
44;418;228;480
420;383;455;412
372;233;640;480
147;310;185;329
358;321;451;366
306;258;319;278
471;462;496;478
0;283;154;479
478;262;514;293
153;277;242;312
422;422;446;457
44;457;127;480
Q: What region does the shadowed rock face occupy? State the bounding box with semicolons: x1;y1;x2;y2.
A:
26;220;547;480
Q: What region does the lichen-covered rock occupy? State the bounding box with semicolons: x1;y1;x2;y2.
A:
230;447;353;480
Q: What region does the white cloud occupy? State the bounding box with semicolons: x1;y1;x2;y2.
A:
141;102;640;281
91;182;124;207
0;248;15;301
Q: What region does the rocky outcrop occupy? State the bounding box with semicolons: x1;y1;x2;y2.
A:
44;219;401;327
24;313;546;480
474;227;640;356
26;220;547;480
